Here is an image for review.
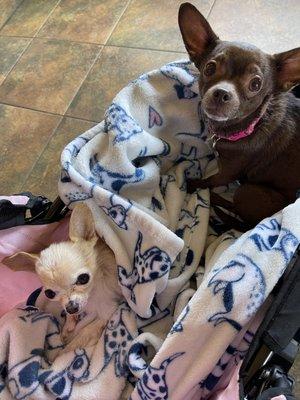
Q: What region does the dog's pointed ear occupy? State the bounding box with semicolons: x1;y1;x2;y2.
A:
178;2;218;62
2;252;38;272
274;47;300;91
69;203;97;242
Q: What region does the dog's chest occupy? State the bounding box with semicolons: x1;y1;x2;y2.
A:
245;139;300;196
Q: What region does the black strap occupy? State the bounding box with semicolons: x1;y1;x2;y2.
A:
0;193;68;230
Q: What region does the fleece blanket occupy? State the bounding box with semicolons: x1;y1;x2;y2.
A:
0;60;300;400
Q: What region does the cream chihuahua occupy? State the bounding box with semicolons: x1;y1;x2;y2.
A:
4;203;123;352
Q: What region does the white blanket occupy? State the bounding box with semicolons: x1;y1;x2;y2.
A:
0;60;299;400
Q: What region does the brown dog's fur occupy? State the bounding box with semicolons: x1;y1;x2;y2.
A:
4;203;123;353
179;3;300;228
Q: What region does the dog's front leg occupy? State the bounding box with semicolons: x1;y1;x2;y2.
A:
187;167;238;192
61;314;78;344
62;318;107;353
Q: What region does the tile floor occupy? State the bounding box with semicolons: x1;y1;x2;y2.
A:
0;0;299;394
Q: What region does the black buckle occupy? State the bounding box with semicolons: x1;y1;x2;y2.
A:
0;193;68;230
244;364;294;399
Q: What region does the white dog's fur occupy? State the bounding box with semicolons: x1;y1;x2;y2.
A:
4;203;123;353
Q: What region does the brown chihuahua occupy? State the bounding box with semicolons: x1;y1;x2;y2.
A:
179;3;300;227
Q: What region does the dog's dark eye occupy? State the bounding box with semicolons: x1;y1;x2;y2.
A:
249;76;262;92
204;61;217;77
76;273;90;285
45;289;56;299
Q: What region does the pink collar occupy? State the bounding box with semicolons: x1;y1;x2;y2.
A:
214;116;261;142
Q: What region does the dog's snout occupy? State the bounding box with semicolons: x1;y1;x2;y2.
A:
213;88;232;104
66;301;79;314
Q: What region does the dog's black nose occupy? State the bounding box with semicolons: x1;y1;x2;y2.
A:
65;301;79;314
213;88;232;104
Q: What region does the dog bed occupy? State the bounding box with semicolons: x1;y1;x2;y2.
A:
0;61;299;400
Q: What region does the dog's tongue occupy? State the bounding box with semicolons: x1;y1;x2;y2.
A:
216;116;261;141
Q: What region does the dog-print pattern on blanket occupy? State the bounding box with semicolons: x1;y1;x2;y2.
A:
6;349;89;400
18;306;62;352
175;192;209;239
159;174;176;198
64;185;94;206
118;232;171;303
136;300;170;329
249;218;299;263
127;342;147;375
160;61;198;99
176;102;207;141
133;352;184;400
148;106;163;129
200;330;254;397
208;254;266;331
99;194;132;230
102;304;134;377
173;144;214;188
169;305;190;335
105;103;143;144
64;136;89;160
61;161;72;183
89;154;145;194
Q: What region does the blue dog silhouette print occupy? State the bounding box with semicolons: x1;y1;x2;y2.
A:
18;306;62;352
7;349;89;400
208;254;266;330
200;330;254;395
105;103;143;144
45;349;90;399
249;218;299;263
136;300;170;329
161;61;198;99
99;194;132;230
169;305;190;335
118;232;171;301
89;154;145;193
160;174;176;198
133;352;184;400
64;185;95;206
102;304;134;377
175;193;209;239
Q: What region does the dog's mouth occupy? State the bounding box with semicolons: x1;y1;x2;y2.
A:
203;108;230;122
202;104;240;123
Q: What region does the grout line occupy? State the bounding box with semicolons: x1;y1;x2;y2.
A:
0;100;99;123
207;0;217;19
0;0;62;89
62;45;105;118
103;0;133;46
0;0;25;31
33;0;62;38
0;37;33;88
104;43;187;55
0;33;187;54
20;114;64;192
